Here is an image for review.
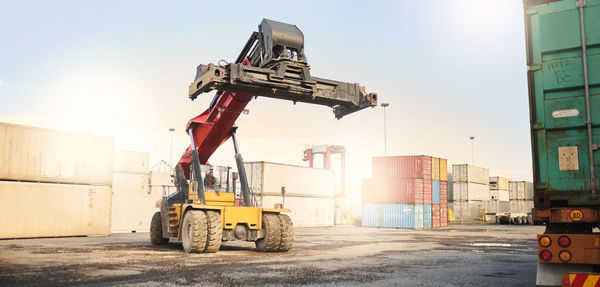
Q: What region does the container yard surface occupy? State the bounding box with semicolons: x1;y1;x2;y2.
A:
0;225;544;286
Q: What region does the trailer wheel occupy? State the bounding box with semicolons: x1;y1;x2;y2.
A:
278;214;293;252
150;212;169;245
256;213;281;252
204;211;222;253
181;210;207;253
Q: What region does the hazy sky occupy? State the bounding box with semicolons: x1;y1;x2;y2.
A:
0;1;533;188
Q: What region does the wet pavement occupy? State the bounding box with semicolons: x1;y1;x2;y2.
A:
0;224;544;286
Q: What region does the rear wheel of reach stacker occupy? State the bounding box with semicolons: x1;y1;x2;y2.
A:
150;212;169;245
256;213;281;252
181;210;208;253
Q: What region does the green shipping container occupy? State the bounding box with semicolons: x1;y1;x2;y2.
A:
524;0;600;207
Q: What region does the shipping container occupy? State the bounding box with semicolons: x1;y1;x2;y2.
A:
451;201;485;223
0;122;115;186
423;180;432;204
481;200;510;214
440;204;448;227
509;181;534;200
261;195;334;227
362;178;427;204
383;204;425;229
113;150;149;174
439;158;448;181
149;171;174;186
423;204;432;228
489;176;510;191
362;204;383;227
524;0;600;208
432;180;440;204
509;200;534;214
111;172;163;233
0;181;111;239
452;164;489;184
432;157;440;181
440;181;448;203
452;182;490;201
489;190;510;202
372;155;432;180
245;162;335;197
432;204;440;228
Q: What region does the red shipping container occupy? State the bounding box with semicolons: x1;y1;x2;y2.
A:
440;204;448;227
432;218;441;228
362;178;425;204
432;204;440;228
423;180;433;204
439;181;448;204
372;155;432;180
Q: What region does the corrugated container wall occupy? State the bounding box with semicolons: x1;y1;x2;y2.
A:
261;196;334;227
362;204;383;227
382;204;424;229
452;182;490;201
113;150;149;173
439;158;448;181
432;180;440;204
432;157;440;181
0;122;114;185
245;162;335;197
423;204;432;228
372;156;432;180
489;176;510;191
524;0;600;208
0;181;111;239
452;164;489;184
362;178;426;204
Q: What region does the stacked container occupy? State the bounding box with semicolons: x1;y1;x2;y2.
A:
244;162;335;227
111;151;166;233
0;122;114;239
509;181;534;213
489;176;510;202
431;157;448;227
363;155;447;229
450;164;490;222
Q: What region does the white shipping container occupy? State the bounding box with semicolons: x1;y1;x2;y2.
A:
509;181;533;200
452;182;490;201
150;171;174;187
489;189;510;202
0;181;111;239
111;172;163;233
0;122;114;185
114;150;149;174
452;164;489;184
489;176;510;190
509;200;534;213
260;195;334;227
245;162;335;197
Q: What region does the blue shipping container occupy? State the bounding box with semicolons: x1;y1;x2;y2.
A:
382;204;414;228
423;204;432;228
432;180;440;204
379;204;425;229
362;204;382;227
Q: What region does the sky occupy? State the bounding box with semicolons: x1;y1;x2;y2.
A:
0;1;533;193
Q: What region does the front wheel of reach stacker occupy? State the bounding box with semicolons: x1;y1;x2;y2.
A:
150;212;169;245
278;214;293;252
181;210;208;253
256;213;281;252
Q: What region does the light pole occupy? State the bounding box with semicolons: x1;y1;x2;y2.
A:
169;128;175;166
381;103;389;156
469;136;475;165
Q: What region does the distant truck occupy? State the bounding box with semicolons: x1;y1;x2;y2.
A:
495;212;532;225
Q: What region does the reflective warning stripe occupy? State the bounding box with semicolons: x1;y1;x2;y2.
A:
568;274;600;287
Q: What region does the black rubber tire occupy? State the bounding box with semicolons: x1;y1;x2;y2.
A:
181;210;207;253
278;214;293;252
204;211;223;253
150;212;169;245
256;213;281;252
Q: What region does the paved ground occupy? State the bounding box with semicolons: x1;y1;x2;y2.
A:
0;224;544;286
